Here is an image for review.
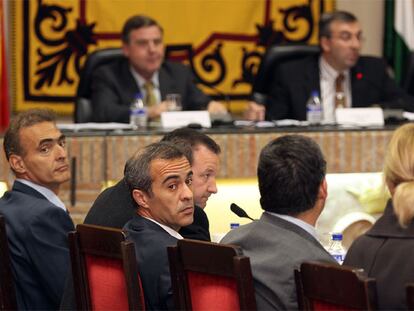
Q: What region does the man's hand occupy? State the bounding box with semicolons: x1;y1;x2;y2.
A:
207;101;227;114
148;102;169;119
244;101;265;121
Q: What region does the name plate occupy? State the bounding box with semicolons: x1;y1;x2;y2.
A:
161;111;212;129
335;108;384;126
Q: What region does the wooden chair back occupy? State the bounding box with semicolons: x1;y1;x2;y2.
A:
68;224;145;310
168;239;256;311
295;261;377;311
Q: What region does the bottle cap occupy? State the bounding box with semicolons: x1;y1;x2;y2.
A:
134;93;143;99
331;233;343;241
310;90;320;97
230;223;240;229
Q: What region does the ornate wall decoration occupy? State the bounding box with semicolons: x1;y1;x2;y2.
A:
10;0;334;115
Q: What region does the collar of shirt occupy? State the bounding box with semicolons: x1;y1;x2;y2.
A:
265;211;318;239
143;216;184;240
319;56;352;123
129;66;161;104
16;178;67;212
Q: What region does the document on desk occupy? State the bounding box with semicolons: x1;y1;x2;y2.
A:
161;111;211;128
335;108;384;127
57;122;134;131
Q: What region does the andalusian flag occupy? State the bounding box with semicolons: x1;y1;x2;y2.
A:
384;0;414;85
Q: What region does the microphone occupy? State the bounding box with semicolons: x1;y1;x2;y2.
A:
230;203;255;221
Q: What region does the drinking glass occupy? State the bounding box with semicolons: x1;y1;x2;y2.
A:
166;94;182;111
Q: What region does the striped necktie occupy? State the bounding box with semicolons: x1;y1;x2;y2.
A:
335;73;346;108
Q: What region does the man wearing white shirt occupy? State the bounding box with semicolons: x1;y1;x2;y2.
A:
246;10;413;121
221;135;336;310
0;109;74;310
91;15;226;122
123;142;194;310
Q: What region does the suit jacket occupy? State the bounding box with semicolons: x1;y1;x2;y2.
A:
0;181;74;310
84;178;211;241
266;55;414;120
344;200;414;310
123;215;177;310
91;58;211;122
221;212;335;310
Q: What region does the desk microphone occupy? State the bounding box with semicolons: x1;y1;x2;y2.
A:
230;203;255;221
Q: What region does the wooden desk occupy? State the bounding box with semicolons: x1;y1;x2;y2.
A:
0;126;394;223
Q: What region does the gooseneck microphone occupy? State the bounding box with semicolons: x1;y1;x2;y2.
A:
230;203;255;221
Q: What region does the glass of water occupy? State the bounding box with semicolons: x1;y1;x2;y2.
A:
166;94;182;111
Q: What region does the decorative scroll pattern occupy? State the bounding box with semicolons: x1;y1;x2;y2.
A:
12;0;333;113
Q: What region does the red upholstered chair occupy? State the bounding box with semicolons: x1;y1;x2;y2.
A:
167;239;256;311
295;261;377;311
68;224;145;310
407;283;414;310
0;215;17;310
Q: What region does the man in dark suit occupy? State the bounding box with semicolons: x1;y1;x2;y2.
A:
91;15;226;122
123;142;194;310
245;11;413;121
84;127;221;241
221;135;336;310
0;109;74;310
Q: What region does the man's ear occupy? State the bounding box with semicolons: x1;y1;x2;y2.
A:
319;178;328;201
132;189;149;208
9;154;26;175
121;43;130;58
320;36;330;53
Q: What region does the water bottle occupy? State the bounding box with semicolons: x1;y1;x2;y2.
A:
306;90;323;125
328;233;347;265
130;93;147;129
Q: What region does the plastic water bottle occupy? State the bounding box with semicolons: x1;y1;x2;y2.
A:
306;90;323;125
130;94;147;129
328;233;347;264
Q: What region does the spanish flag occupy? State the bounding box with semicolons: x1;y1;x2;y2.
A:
0;0;9;130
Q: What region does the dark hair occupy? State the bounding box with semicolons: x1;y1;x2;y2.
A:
124;141;189;196
319;11;358;39
258;135;326;215
121;15;163;43
3;109;57;161
161;127;221;163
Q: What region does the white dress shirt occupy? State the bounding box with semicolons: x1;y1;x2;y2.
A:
319;56;352;123
143;216;184;240
265;211;318;240
129;67;162;105
16;178;67;212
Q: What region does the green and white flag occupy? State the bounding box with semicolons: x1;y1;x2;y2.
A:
384;0;414;84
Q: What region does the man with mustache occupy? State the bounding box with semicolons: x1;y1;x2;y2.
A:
246;10;413;122
91;14;226;122
0;109;74;310
123;142;194;310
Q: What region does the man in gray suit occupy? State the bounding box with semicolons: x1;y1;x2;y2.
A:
221;135;336;310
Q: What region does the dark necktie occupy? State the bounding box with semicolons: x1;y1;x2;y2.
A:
335;73;346;108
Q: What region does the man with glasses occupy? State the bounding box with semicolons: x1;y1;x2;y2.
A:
246;10;413;121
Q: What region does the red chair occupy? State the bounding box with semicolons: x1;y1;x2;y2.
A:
295;261;377;310
407;283;414;310
0;215;17;310
68;224;145;310
167;239;256;311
